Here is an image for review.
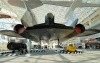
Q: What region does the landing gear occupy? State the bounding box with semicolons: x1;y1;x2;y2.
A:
57;38;60;47
33;37;45;53
38;37;42;49
55;38;63;53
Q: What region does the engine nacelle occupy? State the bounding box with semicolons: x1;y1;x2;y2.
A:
7;42;27;50
75;24;85;33
14;24;25;34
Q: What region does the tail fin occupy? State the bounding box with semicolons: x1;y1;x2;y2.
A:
21;10;37;27
8;0;39;27
66;11;78;26
64;0;79;26
8;0;43;9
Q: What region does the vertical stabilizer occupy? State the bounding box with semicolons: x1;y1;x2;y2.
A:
66;11;78;26
8;0;43;9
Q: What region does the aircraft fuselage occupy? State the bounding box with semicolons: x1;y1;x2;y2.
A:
20;23;75;42
14;13;85;42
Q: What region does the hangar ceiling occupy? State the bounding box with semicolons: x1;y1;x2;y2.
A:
0;0;100;30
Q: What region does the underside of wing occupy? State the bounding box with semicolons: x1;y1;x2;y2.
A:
42;1;72;7
8;0;43;9
42;1;100;7
0;30;23;38
77;29;100;37
80;3;100;7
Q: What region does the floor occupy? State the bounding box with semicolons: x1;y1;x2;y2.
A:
0;50;100;63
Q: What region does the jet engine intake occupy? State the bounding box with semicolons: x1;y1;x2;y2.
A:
75;24;85;33
14;24;25;34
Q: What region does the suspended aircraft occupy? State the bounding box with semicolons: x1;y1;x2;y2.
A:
0;0;100;44
0;14;11;18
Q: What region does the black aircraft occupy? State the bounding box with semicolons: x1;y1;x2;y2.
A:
0;12;99;42
0;0;100;43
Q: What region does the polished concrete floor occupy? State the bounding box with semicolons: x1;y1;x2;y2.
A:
0;50;100;63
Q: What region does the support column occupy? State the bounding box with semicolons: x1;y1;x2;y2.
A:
58;38;60;47
38;37;42;49
26;39;31;57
